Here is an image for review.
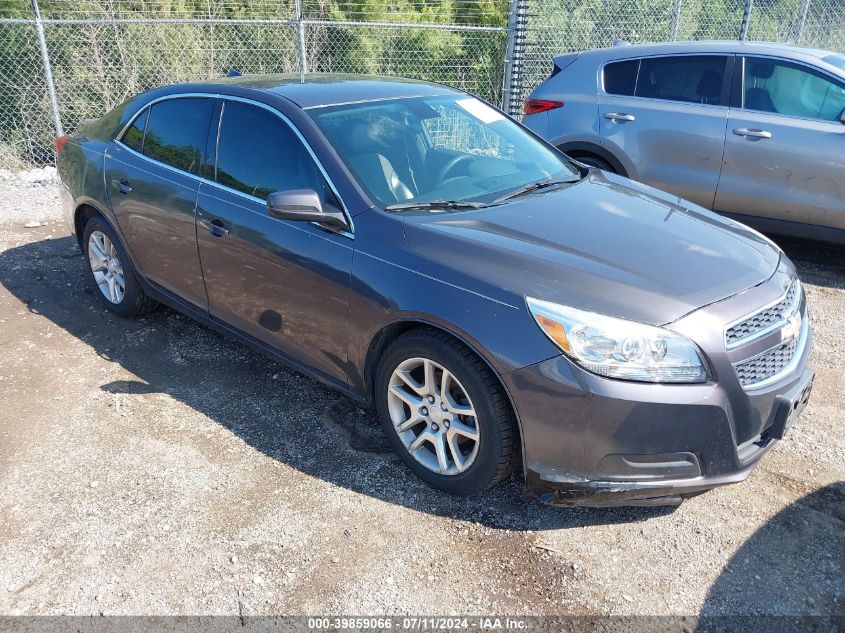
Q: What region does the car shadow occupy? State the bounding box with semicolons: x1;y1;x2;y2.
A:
774;235;845;291
696;482;844;631
2;234;678;530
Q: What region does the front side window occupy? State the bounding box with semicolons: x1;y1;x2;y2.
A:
142;97;214;175
604;59;639;96
743;57;845;122
635;55;727;105
215;100;328;201
310;95;579;208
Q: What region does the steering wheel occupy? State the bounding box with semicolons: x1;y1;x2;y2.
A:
437;154;474;182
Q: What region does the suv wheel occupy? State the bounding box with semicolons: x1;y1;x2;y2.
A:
571;154;614;173
375;329;518;495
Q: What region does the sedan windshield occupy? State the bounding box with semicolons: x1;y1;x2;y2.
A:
309;95;580;209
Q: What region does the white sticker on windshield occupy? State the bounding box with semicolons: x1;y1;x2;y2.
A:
455;97;504;124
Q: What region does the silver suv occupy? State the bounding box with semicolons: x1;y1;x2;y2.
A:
523;41;845;244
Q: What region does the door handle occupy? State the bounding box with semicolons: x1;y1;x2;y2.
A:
111;178;132;194
603;112;636;122
199;217;229;237
733;128;772;139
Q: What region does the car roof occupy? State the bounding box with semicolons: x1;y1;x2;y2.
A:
567;40;842;67
180;72;463;109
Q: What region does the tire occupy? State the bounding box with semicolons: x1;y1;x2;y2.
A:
82;215;157;318
570;154;614;173
374;328;518;496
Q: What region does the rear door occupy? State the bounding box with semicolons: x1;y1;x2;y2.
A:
599;54;731;209
105;96;215;308
714;56;845;230
195;98;353;383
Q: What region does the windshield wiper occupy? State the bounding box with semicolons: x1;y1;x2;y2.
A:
385;199;485;212
492;176;581;204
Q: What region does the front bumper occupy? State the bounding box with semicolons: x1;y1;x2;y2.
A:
504;262;813;508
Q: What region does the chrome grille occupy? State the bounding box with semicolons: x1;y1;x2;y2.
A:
725;280;800;348
734;337;799;388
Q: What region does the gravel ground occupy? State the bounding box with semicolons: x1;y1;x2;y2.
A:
0;178;842;619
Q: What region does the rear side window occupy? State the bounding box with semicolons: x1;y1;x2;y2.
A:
215;100;326;200
604;60;639;96
744;57;845;122
635;55;727;105
142;98;214;175
121;108;148;152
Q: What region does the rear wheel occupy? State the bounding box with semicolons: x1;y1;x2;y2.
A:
82;216;157;317
374;329;518;495
570;154;614;173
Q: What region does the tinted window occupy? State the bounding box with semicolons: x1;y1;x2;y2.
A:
604;60;638;96
636;55;727;105
215;100;326;200
744;57;845;122
121;107;148;152
143;98;214;175
311;96;577;207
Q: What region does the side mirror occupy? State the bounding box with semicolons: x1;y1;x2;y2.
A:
841;111;845;125
267;189;347;229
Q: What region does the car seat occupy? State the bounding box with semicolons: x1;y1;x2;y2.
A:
745;60;778;113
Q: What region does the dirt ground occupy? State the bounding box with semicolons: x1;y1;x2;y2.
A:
0;179;842;619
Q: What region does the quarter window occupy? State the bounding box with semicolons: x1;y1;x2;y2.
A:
121;108;148;153
635;55;727;105
215;100;328;201
743;57;845;122
604;59;639;96
141;97;214;175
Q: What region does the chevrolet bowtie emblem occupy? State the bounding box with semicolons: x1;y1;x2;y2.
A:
782;312;802;344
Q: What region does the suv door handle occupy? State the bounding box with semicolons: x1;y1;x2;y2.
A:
199;217;229;237
603;112;636;122
733;128;773;139
111;178;132;194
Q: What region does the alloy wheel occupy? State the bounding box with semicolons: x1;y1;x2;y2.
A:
387;357;480;475
88;230;125;305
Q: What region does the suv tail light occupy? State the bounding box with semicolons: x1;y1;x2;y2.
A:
55;134;71;155
523;99;564;115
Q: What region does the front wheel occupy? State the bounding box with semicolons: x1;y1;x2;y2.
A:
374;329;518;496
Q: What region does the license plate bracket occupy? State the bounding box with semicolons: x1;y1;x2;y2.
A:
768;371;814;440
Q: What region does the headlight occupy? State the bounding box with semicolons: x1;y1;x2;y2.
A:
526;297;710;383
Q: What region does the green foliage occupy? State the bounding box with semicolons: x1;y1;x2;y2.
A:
1;0;844;166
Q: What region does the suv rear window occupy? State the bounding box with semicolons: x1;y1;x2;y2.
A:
604;60;639;96
635;55;727;105
141;97;214;175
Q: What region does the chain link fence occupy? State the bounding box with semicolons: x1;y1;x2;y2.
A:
1;0;845;169
0;0;509;168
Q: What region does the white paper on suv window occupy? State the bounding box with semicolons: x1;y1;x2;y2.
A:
456;97;504;124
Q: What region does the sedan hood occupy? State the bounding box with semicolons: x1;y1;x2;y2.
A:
403;172;780;325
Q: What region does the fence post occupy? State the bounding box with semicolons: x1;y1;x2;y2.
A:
669;0;683;40
794;0;812;43
739;0;754;41
502;0;528;117
30;0;63;138
295;0;308;77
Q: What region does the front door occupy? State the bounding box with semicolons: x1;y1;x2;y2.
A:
714;56;845;230
195;99;353;383
105;96;215;308
599;54;731;209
